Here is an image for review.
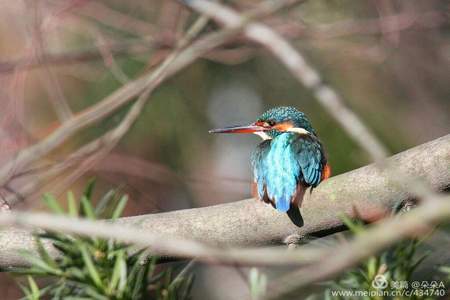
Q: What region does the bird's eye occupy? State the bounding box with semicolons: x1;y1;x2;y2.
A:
267;120;276;126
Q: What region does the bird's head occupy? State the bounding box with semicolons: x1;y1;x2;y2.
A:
209;106;315;140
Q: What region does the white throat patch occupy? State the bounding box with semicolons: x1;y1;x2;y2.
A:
287;127;310;135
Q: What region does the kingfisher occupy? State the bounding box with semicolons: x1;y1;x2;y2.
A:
209;106;331;213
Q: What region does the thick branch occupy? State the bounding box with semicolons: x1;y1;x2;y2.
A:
126;135;449;245
0;135;448;268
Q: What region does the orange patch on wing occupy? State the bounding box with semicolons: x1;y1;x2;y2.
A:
321;163;331;181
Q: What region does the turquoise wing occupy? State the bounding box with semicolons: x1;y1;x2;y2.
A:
292;135;327;187
251;140;271;201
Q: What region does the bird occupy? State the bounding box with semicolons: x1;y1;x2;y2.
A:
209;106;330;213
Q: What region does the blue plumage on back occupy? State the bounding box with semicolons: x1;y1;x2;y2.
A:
252;133;325;212
265;133;300;212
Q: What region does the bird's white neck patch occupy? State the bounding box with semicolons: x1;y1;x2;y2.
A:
254;132;272;140
253;127;310;140
287;127;310;135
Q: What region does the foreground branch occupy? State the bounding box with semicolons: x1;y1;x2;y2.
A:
0;135;448;269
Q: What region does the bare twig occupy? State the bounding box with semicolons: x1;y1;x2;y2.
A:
307;10;446;39
75;1;156;37
0;38;156;74
94;30;130;84
3;87;153;206
30;1;73;122
3;14;212;205
0;32;216;185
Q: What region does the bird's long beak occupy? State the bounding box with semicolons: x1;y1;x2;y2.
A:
209;123;268;134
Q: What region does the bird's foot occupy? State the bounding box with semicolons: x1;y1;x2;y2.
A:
283;233;306;249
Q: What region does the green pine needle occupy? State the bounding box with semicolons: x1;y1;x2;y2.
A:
16;184;193;300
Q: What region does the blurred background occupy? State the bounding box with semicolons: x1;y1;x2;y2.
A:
0;0;449;298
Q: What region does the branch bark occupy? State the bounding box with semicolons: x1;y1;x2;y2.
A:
0;134;448;269
126;134;449;246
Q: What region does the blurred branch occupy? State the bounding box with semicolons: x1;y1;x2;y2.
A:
0;0;302;75
93;30;130;84
2;14;212;206
0;39;155;73
182;0;389;161
31;1;73;122
3;86;153;206
0;9;444;73
0;36;194;190
0;134;448;269
75;1;156;37
309;10;446;39
0;0;303;205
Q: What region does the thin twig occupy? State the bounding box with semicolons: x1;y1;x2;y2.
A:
31;1;73;122
94;30;130;84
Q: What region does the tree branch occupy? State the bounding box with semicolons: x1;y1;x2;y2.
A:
0;134;448;269
0;31;223;194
